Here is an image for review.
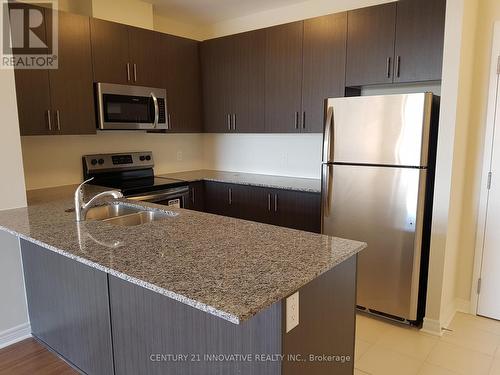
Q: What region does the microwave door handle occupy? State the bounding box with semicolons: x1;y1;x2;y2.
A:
151;92;159;128
322;106;334;163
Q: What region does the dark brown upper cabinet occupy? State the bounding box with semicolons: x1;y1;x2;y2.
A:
346;1;445;87
162;35;203;133
264;21;304;133
302;13;347;133
201;36;232;132
48;11;96;135
14;9;95;135
393;0;446;83
91;19;164;87
346;3;397;87
201;30;265;133
128;28;163;87
90;18;131;85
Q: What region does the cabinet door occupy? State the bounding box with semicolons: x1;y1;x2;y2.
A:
20;240;114;375
394;0;446;83
188;181;205;211
204;181;232;216
231;30;266;133
265;22;303;133
273;190;321;233
11;4;52;135
48;11;95;135
346;3;396;87
302;13;347;133
90;18;130;84
128;27;163;87
163;35;203;132
201;37;233;132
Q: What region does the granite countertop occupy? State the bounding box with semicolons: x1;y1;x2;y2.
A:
159;170;322;193
0;184;365;324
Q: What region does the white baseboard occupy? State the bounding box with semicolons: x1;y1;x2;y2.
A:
0;322;31;349
421;317;443;336
421;297;473;336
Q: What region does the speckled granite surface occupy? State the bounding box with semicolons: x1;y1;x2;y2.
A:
0;184;365;324
159;170;322;193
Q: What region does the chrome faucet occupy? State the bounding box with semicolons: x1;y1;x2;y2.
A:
74;178;124;222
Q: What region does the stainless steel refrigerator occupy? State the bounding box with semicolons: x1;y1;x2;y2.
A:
321;93;439;323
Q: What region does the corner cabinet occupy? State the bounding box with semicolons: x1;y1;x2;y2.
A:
14;9;96;135
20;239;114;375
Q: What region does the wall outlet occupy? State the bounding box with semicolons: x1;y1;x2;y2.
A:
176;151;183;161
286;291;299;333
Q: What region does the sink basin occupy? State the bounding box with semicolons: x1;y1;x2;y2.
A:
102;211;170;226
85;204;142;221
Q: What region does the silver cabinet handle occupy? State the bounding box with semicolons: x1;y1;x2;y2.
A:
167;113;171;130
228;188;232;205
55;110;61;130
274;194;278;213
150;92;159;128
386;57;392;78
302;111;306;129
133;63;137;82
191;188;195;204
227;114;231;131
126;63;130;81
232;114;236;130
395;56;401;78
295;111;299;129
46;110;52;131
267;193;271;211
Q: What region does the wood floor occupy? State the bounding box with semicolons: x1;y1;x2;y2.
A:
0;338;77;375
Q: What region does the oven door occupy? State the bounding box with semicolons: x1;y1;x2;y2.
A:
97;83;167;130
126;186;189;208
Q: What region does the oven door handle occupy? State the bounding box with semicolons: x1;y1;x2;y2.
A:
151;92;159;129
126;187;189;203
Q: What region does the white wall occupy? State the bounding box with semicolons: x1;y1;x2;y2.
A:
92;0;153;29
22;133;205;189
204;134;323;178
0;31;30;346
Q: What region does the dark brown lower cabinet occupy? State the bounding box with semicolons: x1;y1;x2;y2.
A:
202;182;321;233
108;256;356;375
20;239;114;375
187;181;205;211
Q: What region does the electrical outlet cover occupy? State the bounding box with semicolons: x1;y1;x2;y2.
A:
286;291;299;333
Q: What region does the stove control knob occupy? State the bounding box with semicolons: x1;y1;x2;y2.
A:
98;158;105;165
91;159;98;166
140;155;146;161
145;155;151;161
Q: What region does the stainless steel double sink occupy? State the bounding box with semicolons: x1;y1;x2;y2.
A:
85;203;173;226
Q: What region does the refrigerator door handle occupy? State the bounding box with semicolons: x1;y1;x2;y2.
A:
322;164;333;217
323;106;334;163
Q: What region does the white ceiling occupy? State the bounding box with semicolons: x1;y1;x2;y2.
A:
145;0;308;25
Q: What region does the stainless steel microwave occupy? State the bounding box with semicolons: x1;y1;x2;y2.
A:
96;83;167;130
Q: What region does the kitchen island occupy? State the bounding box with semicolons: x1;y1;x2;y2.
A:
0;185;365;375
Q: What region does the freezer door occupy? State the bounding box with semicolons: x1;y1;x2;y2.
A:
321;164;427;320
325;93;433;167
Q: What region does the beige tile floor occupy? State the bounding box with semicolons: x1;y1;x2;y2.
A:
355;312;500;375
